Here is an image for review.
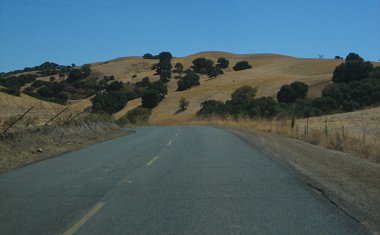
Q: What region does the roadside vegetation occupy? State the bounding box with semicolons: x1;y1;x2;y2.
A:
0;112;126;173
118;107;152;125
193;53;380;162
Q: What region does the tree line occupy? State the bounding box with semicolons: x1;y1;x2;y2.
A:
197;53;380;119
144;52;253;91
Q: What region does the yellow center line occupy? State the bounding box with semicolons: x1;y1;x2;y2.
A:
146;156;159;166
63;202;105;235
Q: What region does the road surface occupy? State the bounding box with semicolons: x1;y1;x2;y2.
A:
0;126;368;234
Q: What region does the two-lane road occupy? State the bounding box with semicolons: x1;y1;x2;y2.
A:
0;126;368;234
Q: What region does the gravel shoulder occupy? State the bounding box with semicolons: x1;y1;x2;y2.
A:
223;127;380;234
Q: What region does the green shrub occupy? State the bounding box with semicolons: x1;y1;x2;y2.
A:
91;91;128;114
142;53;159;59
141;89;161;108
173;63;184;75
217;57;229;69
106;81;124;92
155;52;172;82
191;58;214;74
66;65;91;83
119;107;152;125
372;66;380;79
249;97;278;118
177;70;200;91
53;92;69;104
233;61;252;71
230;85;257;114
31;80;49;88
207;66;224;79
277;82;308;104
179;97;189;111
197;100;229;117
0;87;20;96
312;97;338;113
0;74;37;88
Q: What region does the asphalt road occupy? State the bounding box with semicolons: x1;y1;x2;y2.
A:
0;126;368;234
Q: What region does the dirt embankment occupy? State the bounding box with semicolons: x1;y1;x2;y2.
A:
224;127;380;234
0;122;127;173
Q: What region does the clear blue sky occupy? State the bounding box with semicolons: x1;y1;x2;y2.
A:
0;0;379;72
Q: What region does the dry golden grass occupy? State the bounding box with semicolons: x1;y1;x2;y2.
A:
91;57;156;83
301;107;380;142
0;92;91;126
0;93;64;123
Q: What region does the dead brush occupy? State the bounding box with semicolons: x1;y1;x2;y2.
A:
1;115;40;131
307;128;323;145
327;127;348;152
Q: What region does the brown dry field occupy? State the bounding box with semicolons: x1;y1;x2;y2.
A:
303;107;380;142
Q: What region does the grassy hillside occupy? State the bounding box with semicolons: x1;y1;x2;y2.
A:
1;51;378;125
91;52;344;123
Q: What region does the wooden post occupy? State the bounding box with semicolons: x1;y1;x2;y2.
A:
291;111;295;137
70;110;86;121
58;132;64;144
3;106;34;133
44;108;68;126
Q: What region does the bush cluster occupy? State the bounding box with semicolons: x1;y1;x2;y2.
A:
0;74;38;96
91;91;129;114
233;61;252;71
197;85;278;119
277;82;309;104
177;69;200;91
1;61;73;78
66;65;91;83
118;107;152;125
190;57;226;79
155;52;173;83
142;53;159;59
137;78;167;108
92;76;168;116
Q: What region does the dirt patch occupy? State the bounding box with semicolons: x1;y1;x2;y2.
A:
223;127;380;234
0;122;127;173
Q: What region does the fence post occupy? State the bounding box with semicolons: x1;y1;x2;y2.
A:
44;108;68;126
70;110;87;121
291;112;295;137
3;106;34;133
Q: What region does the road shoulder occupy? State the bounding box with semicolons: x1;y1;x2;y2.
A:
0;122;128;174
222;126;380;234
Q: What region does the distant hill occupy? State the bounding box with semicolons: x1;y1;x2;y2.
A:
1;52;379;124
